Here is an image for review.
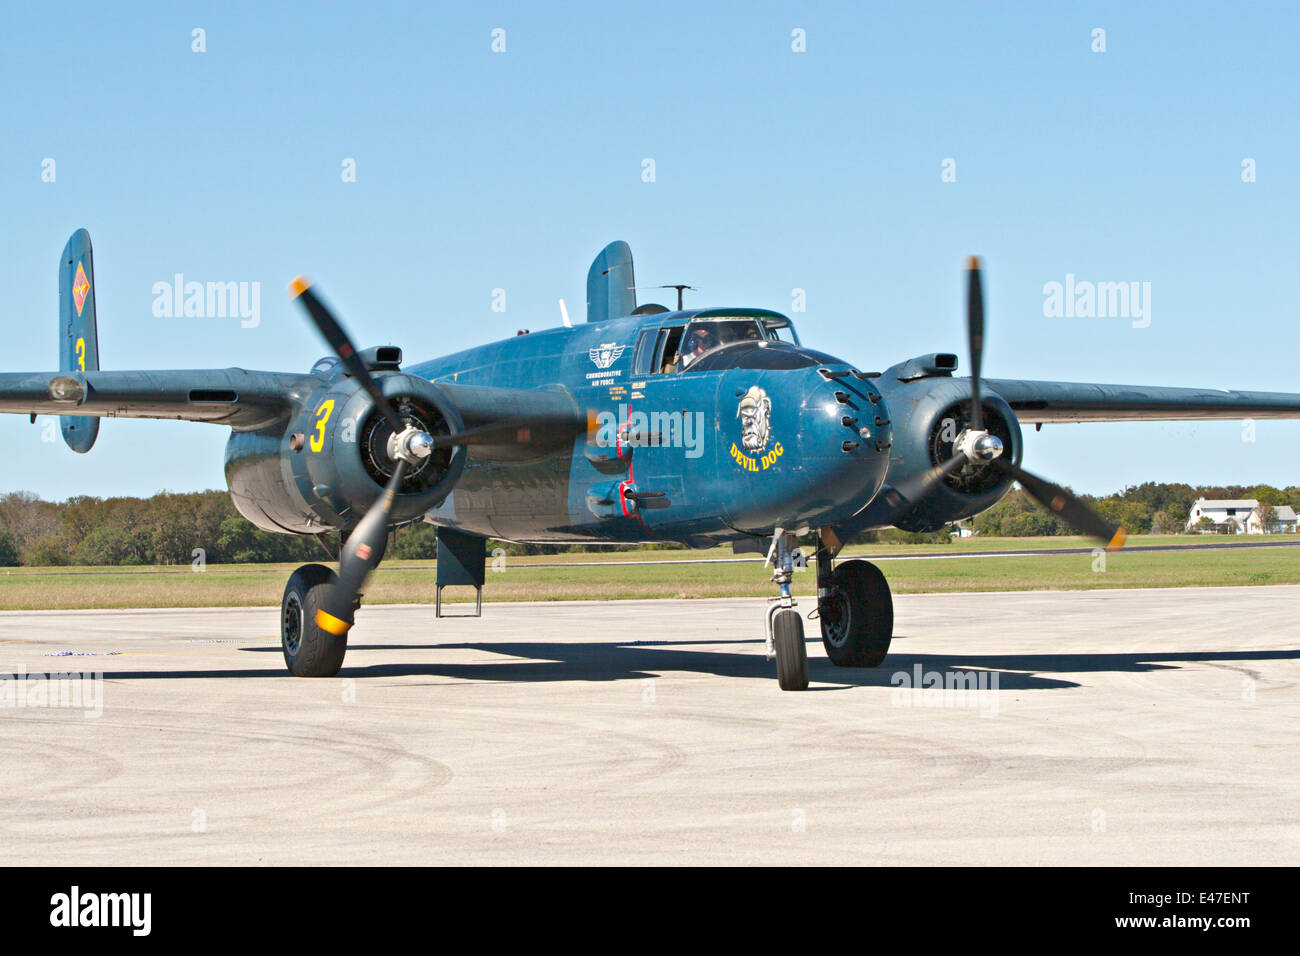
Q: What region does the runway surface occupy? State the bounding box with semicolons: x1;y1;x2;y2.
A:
1;586;1297;865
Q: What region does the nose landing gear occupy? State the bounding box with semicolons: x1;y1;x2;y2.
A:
764;530;809;690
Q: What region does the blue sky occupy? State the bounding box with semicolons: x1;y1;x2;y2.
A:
2;1;1298;498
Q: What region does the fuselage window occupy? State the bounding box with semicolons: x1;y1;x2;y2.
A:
632;329;659;375
658;327;684;373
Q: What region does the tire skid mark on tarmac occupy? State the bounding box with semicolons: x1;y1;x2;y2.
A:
0;731;124;798
2;706;453;832
408;703;690;793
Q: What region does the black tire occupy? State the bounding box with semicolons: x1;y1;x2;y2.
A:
281;563;348;677
773;608;809;691
819;559;893;667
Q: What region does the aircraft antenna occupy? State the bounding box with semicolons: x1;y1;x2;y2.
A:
632;284;698;310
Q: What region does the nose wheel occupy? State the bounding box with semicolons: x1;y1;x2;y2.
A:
771;608;808;690
763;530;810;690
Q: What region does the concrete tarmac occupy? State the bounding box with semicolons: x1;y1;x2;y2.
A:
0;586;1296;865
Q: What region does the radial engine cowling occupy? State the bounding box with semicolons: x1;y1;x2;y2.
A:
226;372;466;534
854;377;1023;532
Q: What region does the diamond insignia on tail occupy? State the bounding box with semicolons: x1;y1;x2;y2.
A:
72;261;90;316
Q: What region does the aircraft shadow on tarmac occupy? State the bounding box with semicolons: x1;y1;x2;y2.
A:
94;640;1300;692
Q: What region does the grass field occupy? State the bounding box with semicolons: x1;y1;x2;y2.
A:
1;535;1297;610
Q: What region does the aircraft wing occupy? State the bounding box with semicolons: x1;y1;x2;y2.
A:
982;378;1300;423
0;368;317;431
0;370;587;443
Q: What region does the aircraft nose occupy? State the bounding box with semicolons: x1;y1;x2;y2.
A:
822;372;890;455
719;364;892;531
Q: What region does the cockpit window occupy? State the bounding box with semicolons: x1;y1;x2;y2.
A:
671;319;765;371
765;320;798;344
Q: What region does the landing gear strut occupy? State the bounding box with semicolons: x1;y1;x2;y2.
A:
764;530;809;690
815;546;893;667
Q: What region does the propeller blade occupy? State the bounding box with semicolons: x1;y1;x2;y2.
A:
966;255;984;432
426;417;544;450
288;277;406;435
315;458;408;635
875;452;969;525
990;458;1126;550
895;452;969;502
425;409;603;451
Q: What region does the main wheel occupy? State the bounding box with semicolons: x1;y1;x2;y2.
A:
819;559;893;667
281;563;348;677
773;608;809;691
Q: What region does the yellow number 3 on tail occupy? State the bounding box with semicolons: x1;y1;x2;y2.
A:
75;337;85;372
310;400;334;452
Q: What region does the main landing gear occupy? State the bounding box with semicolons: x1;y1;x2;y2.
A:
281;563;350;677
762;532;896;691
279;528;488;677
815;542;893;668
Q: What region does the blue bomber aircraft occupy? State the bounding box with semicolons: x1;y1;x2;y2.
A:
4;231;1300;690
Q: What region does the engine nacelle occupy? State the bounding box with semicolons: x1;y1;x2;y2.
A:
225;372;466;534
849;376;1023;532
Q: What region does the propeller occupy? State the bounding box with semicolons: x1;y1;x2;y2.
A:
288;276;592;634
875;258;1127;552
288;276;437;636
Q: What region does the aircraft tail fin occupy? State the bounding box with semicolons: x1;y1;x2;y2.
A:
58;228;101;453
585;240;637;323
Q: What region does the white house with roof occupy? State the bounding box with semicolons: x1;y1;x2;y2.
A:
1186;499;1257;533
1246;504;1298;534
1187;498;1298;534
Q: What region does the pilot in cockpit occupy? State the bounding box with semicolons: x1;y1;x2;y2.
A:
675;325;716;370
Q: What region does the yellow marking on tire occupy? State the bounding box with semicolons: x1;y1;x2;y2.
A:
315;609;350;635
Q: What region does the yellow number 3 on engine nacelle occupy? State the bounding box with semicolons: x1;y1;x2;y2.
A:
310;399;334;453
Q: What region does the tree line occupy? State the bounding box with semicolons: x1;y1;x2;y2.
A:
0;490;676;567
0;481;1296;567
971;482;1300;537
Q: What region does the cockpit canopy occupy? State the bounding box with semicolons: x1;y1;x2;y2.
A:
637;311;802;375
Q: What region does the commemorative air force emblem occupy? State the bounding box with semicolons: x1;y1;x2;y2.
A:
588;342;626;370
72;262;90;317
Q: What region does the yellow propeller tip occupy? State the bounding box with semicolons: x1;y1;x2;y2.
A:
288;276;312;298
1107;527;1127;552
315;609;351;635
966;255;981;271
